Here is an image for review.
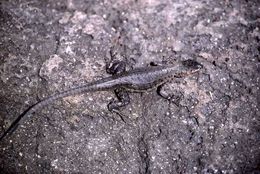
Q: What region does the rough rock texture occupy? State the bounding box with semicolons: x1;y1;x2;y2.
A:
0;0;259;173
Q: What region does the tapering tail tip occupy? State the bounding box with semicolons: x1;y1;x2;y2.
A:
0;131;8;142
0;122;20;142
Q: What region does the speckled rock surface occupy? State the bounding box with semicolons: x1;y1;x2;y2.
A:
0;0;259;173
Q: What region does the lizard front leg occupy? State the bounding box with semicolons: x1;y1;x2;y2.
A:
157;84;183;106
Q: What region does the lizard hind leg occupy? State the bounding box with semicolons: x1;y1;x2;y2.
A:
107;88;130;111
107;88;130;123
106;60;126;75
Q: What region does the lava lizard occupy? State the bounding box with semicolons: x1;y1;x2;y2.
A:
0;59;203;141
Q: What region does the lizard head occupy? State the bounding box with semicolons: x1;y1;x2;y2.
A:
174;59;203;78
182;59;203;71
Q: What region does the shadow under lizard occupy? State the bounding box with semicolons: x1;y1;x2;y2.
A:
0;59;203;141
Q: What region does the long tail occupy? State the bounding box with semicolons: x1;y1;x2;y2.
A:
0;103;38;141
0;79;115;141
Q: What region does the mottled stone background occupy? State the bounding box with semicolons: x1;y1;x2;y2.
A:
0;0;259;173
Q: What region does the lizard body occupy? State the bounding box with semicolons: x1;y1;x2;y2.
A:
0;59;202;141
